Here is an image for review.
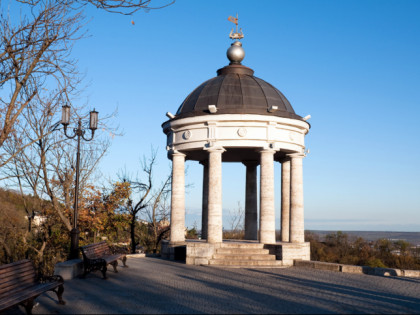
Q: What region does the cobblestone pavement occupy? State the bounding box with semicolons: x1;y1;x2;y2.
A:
8;257;420;314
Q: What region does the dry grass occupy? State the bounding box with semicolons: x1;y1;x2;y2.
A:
223;230;245;240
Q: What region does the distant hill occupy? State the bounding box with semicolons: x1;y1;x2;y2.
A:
308;230;420;245
0;188;29;215
0;187;50;220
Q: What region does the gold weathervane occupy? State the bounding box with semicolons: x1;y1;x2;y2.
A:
228;14;244;40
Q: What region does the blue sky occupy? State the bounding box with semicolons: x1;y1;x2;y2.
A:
20;0;420;231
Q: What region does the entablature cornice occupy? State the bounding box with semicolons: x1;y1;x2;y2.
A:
163;114;309;156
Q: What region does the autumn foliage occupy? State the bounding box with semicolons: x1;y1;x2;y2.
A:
306;231;420;270
0;180;170;275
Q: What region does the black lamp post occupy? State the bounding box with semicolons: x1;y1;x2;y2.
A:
61;105;98;260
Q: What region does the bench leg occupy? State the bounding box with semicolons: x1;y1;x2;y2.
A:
101;264;108;279
21;297;35;315
111;261;118;273
54;284;66;305
81;269;88;279
121;256;128;267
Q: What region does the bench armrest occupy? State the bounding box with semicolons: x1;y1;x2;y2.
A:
86;258;107;266
39;275;64;284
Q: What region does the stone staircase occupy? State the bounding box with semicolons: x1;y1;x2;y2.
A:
208;242;283;267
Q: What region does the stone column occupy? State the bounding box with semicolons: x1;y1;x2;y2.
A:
259;149;276;244
281;159;291;242
207;147;225;244
289;153;305;243
243;161;258;240
170;151;186;244
200;161;209;240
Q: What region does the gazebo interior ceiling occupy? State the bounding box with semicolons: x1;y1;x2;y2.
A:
184;147;292;163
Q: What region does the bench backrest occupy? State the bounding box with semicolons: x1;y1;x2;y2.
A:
0;260;36;298
81;241;111;260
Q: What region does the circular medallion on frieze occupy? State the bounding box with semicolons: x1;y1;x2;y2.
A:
289;132;295;141
183;130;192;140
237;127;247;137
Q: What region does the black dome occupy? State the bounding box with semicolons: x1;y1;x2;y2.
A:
175;64;302;120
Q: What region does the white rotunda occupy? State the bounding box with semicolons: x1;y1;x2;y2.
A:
161;27;311;267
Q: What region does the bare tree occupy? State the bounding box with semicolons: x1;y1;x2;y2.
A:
224;201;244;239
0;1;84;165
0;90;115;272
1;90;111;234
80;0;175;15
143;173;170;252
118;149;171;253
18;0;175;15
0;0;176;270
119;152;154;254
0;0;175;166
229;201;244;232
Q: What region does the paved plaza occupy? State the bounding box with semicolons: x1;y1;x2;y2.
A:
9;256;420;314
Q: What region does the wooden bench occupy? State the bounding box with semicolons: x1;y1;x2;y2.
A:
80;241;127;279
0;260;65;314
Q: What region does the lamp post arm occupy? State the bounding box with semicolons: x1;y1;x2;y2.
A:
81;129;95;142
63;124;78;140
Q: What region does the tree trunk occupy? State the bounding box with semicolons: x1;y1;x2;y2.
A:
130;216;136;254
153;225;158;253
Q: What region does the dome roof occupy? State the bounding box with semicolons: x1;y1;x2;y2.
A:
175;64;303;121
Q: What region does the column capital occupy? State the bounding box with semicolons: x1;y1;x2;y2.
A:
242;160;259;167
279;157;291;163
287;152;306;159
204;146;226;153
168;150;186;159
258;148;277;154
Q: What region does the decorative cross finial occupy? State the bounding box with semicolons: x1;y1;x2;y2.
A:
228;14;244;40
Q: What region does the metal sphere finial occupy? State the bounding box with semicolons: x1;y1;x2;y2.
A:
227;41;245;64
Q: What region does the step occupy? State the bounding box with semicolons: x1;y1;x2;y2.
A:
220;243;264;249
206;264;287;269
215;248;270;255
208;259;283;266
212;254;276;261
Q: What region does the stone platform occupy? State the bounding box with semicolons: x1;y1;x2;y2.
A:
27;256;420;314
161;239;310;267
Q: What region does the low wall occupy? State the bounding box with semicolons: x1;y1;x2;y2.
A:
161;240;187;261
294;260;420;278
161;240;219;265
264;242;310;266
186;242;220;265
